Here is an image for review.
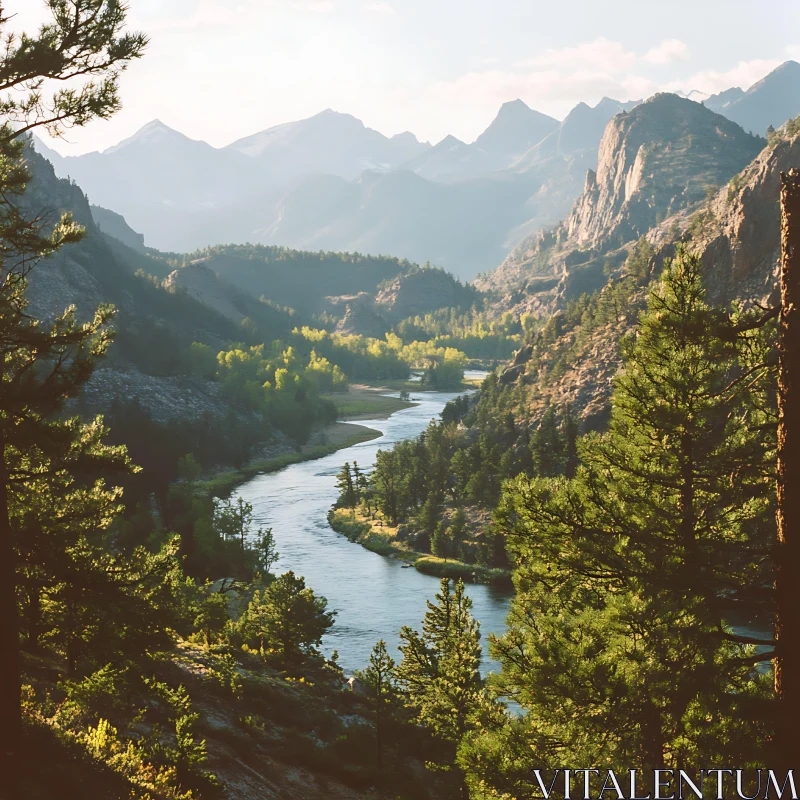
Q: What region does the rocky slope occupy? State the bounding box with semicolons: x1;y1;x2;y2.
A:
90;205;147;252
563;94;763;250
490;120;800;428
478;93;766;312
21;142;247;423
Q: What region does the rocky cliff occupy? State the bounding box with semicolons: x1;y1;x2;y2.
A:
90;205;147;253
488;117;800;427
478;93;766;315
562;93;763;250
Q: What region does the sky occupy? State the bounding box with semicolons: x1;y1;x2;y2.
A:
10;0;800;155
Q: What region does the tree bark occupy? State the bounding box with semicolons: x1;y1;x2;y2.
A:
775;168;800;766
0;433;20;762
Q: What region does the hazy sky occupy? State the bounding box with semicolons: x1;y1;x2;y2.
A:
12;0;800;155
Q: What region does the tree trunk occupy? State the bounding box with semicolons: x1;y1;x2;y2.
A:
775;168;800;766
0;435;20;762
375;709;383;770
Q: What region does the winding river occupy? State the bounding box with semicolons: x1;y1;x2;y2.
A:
232;379;512;676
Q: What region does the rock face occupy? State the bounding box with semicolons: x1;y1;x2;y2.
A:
563;93;764;250
485;124;800;429
663;127;800;308
321;267;476;337
479;93;766;311
69;367;233;425
20;144;251;425
165;262;266;325
333;295;391;339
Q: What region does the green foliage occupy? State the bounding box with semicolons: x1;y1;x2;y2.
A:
161;243;417;317
193;592;229;648
479;247;776;785
336;462;357;508
0;2;147;137
395;307;523;361
213;341;338;443
768;115;800;148
397;578;498;790
239;571;335;666
357;640;397;769
294;325;468;388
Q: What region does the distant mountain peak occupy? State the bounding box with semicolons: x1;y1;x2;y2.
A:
103;119;192;154
475;99;559;155
497;98;533;114
313;108;363;125
436;134;466;148
391;131;421;144
705;60;800;134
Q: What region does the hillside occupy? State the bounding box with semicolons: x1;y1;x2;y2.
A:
478;93;765;312
180;244;418;317
21;144;245;414
25;100;642;281
480;117;800;430
90;204;147;253
33;61;800;282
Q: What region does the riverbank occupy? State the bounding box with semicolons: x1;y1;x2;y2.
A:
324;385;417;420
327;507;512;587
196;384;419;498
199;421;381;498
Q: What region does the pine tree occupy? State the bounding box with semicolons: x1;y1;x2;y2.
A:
431;519;450;560
417;494;441;537
562;403;580;478
360;640;396;770
372;448;408;525
449;506;468;559
396;578;488;794
352;460;366;505
213;495;254;571
336;462;356;508
0;0;147;759
259;571;335;665
531;405;562;477
487;247;776;778
194;591;229;648
254;527;279;576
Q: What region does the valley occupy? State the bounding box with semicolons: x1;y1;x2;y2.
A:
3;5;800;797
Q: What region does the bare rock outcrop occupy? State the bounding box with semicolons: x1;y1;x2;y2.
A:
479;93;765;312
485;120;800;428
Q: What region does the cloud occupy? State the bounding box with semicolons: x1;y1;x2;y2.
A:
786;45;800;61
481;57;501;66
363;1;394;14
667;58;781;95
428;67;655;119
427;38;663;122
644;39;690;65
427;37;783;130
516;37;637;74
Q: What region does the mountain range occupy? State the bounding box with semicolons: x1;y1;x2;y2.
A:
35;60;800;281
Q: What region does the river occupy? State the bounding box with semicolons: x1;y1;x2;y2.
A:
233;379;512;676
